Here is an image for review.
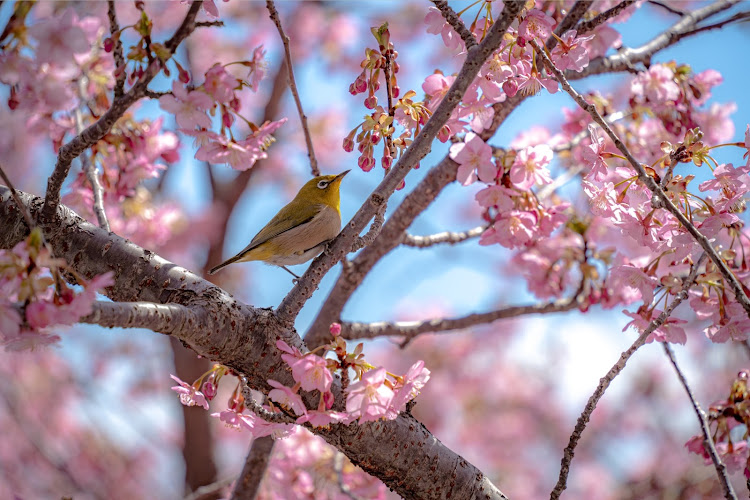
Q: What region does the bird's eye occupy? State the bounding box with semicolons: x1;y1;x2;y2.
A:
317;180;329;189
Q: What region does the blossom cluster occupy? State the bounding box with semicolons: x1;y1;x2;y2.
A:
170;326;430;438
0;228;113;351
158;48;288;171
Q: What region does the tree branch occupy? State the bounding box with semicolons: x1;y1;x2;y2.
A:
662;343;737;500
107;0;125;99
229;436;274;500
284;1;524;336
400;225;486;248
550;253;706;500
430;0;477;49
575;1;636;34
1;187;509;500
532;37;750;320
266;0;319;176
339;295;579;342
40;1;203;221
574;0;740;79
81;301;203;336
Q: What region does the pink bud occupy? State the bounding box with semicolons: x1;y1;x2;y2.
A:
503;79;518;97
202;381;217;400
391;85;400;98
364;95;378;109
342;137;354;152
381;154;393;169
103;37;114;53
329;322;342;337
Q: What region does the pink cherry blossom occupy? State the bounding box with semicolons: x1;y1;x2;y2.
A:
475;185;514;210
390;361;431;415
743;124;750;166
422;73;455;111
550;30;593;72
425;7;462;52
290;354;333;394
582;181;619;218
27;8;89;65
346;367;394;423
268;380;307;415
705;303;750;343
480;211;537;248
296;410;349;428
518;10;555;41
203;64;236;104
699;163;750;194
696;102;736;143
582;25;622;58
515;60;558;96
582;124;609;181
0;303;22;341
159;81;212;130
450;132;497;185
631;64;680;103
170;374;209;410
246;45;268;92
608;264;659;305
510;144;553;189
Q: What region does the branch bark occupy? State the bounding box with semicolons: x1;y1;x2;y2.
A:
339;296;579;342
0;187;508;500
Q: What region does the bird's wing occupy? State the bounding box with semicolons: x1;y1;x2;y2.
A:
236;202;324;257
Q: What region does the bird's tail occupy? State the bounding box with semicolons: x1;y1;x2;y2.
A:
208;254;242;275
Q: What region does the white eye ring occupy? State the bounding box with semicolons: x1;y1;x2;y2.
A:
317;180;329;189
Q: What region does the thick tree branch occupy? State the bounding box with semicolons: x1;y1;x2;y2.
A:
82;301;203;336
276;1;523;326
40;1;203;221
532;38;750;319
662;343;737;500
0;188;508;500
550;253;706;500
266;0;319;176
339;295;579;342
400;225;486;248
574;0;740;79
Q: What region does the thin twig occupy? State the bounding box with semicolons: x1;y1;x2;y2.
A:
339;295;579;342
350;203;386;253
266;0;319;177
76;78;110;232
648;0;686;16
549;253;706;499
400;225;486;248
548;1;593;50
679;10;750;38
531;37;750;320
576;1;637;34
0;162;35;230
662;342;737;500
196;20;225;28
430;0;477;49
107;0;125;99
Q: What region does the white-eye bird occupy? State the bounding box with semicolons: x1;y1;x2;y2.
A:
208;170;350;278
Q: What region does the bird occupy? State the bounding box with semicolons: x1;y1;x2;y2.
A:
208;170;350;278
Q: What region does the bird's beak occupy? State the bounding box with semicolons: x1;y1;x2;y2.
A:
333;170;350;183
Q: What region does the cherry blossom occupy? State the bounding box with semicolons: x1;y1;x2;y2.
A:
450;132;497;185
550;30;593;72
510;144;553;189
631;64;680;104
27;8;90;66
159;81;212;130
345;368;394;423
290;354;333;394
518;9;555;41
171;375;210;410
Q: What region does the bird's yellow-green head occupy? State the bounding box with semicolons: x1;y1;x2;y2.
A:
294;170;350;212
